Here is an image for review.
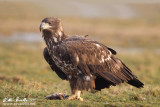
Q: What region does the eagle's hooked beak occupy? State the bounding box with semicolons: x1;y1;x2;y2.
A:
39;22;52;32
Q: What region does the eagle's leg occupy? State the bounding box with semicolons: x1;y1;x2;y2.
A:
67;89;77;100
68;90;83;101
68;78;83;101
76;90;83;101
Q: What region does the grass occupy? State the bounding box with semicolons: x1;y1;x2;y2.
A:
0;43;160;106
0;1;160;106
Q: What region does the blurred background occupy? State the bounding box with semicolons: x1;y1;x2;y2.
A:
0;0;160;106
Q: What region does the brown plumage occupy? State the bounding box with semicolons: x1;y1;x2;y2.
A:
40;17;144;101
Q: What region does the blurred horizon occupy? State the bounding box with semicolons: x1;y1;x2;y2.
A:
1;0;160;48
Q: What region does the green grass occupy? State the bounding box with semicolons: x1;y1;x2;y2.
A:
1;1;160;106
0;43;160;106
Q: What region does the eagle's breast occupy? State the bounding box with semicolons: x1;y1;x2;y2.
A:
47;41;77;75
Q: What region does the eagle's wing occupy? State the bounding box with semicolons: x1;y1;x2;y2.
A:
59;39;143;89
91;41;117;55
43;47;67;80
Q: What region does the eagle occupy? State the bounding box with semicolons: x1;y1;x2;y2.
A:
39;17;144;101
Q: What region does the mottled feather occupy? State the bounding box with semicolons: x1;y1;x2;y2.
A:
41;17;144;93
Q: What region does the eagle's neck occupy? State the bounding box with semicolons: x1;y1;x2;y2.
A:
43;30;68;49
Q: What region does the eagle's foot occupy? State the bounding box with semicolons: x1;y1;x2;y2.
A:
77;97;83;101
67;95;83;101
67;95;77;100
67;90;83;101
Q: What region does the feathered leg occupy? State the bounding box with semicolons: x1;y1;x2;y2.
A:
68;90;83;101
76;90;83;101
68;77;83;101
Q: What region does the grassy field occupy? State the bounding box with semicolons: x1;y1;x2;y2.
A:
0;0;160;106
0;43;160;106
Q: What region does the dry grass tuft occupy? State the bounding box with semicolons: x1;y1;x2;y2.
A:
130;93;145;101
0;75;26;84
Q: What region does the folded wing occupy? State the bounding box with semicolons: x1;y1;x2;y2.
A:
59;39;144;90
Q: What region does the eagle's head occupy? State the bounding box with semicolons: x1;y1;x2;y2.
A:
40;17;64;43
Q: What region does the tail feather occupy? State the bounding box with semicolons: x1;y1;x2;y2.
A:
127;78;144;88
91;55;144;90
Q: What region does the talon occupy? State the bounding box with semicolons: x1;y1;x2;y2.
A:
67;95;76;100
68;90;83;101
77;97;83;101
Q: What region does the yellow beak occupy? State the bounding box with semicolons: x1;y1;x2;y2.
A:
39;22;52;32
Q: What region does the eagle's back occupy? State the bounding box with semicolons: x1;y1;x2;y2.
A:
54;37;144;90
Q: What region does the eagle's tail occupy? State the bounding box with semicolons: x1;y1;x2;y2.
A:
127;78;144;88
121;61;144;88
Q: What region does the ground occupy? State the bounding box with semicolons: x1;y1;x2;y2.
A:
0;0;160;106
0;43;160;106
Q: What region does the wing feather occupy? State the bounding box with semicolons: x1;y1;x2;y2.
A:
43;47;67;80
58;39;143;88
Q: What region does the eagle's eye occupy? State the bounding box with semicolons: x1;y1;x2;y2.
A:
48;22;51;25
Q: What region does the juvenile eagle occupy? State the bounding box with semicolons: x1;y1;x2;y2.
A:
40;17;144;101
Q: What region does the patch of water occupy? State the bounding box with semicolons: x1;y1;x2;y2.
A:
0;33;43;43
0;33;159;54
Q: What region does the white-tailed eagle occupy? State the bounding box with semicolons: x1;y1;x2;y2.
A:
39;17;144;101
